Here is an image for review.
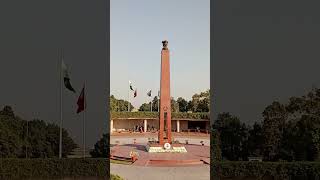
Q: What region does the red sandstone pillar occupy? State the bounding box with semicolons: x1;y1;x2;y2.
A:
159;40;171;145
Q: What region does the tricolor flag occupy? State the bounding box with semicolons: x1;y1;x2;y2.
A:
129;81;134;91
77;85;86;113
62;59;76;93
147;90;152;97
134;89;137;98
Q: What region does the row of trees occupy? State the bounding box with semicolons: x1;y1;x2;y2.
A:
140;89;210;112
213;88;320;161
110;89;210;113
110;95;134;112
0;106;77;158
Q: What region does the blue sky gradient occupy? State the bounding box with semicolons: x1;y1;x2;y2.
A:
111;0;210;108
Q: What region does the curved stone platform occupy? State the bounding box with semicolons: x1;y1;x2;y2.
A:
110;143;210;167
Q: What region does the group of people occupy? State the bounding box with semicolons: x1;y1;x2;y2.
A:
134;125;144;133
133;124;156;133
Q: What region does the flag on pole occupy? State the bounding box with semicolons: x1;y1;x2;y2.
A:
62;59;76;93
77;85;85;113
158;90;160;97
147;90;152;97
134;89;137;98
129;81;134;91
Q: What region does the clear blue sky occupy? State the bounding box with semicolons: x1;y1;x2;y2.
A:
110;0;210;108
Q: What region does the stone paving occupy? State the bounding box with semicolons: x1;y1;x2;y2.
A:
110;163;210;180
111;144;210;166
110;134;210;179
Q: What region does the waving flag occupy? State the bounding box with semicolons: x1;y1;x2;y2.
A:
134;89;137;98
62;59;76;93
147;90;152;97
77;85;85;113
129;81;134;91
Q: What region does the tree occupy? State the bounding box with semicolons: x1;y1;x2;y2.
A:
151;96;159;112
280;114;320;161
0;106;78;158
177;97;188;112
187;100;193;112
211;128;222;161
189;89;210;112
0;105;15;117
110;95;134;112
246;122;264;157
171;98;179;112
139;103;151;111
262;88;320;161
90;133;109;158
262;101;287;161
214;112;248;160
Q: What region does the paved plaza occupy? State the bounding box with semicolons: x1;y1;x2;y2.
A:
111;163;210;180
110;133;210;146
110;134;210;179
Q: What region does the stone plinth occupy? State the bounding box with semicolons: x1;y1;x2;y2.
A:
146;144;187;153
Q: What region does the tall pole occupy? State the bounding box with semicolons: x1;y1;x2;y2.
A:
128;81;130;112
59;48;63;159
83;83;86;159
158;91;160;112
26;120;28;158
150;95;152;112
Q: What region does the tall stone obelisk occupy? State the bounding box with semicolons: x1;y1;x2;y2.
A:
158;40;172;145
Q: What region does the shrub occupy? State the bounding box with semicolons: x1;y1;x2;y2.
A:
0;158;123;179
211;161;320;180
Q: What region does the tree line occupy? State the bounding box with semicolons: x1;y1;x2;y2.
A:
110;89;210;113
0;106;77;158
212;87;320;161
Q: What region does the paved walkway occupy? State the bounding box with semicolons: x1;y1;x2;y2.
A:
111;144;210;166
111;163;210;180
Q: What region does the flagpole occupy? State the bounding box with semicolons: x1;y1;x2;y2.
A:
59;48;63;159
128;81;130;112
83;82;86;159
158;90;160;112
150;93;152;112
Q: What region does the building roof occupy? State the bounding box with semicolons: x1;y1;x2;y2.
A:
112;117;209;122
111;112;209;120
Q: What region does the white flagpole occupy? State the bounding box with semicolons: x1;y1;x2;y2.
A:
158;90;160;112
59;48;63;159
128;81;130;112
83;82;86;159
150;91;152;112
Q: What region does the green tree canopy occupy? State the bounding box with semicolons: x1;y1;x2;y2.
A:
110;95;134;112
0;106;78;158
90;133;109;158
214;112;249;161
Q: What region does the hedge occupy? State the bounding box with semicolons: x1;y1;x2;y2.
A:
211;161;320;180
0;158;123;180
111;111;210;120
